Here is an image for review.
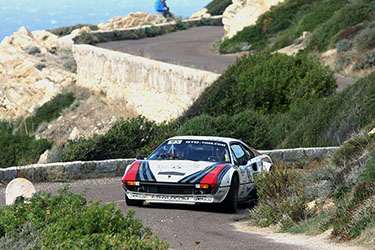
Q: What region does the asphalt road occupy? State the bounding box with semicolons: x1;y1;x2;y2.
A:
0;178;309;250
97;26;354;90
97;26;239;74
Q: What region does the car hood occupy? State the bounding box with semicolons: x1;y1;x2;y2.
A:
122;160;232;186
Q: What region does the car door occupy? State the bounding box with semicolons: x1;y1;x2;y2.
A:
230;143;254;199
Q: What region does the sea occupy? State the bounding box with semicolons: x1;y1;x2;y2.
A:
0;0;212;40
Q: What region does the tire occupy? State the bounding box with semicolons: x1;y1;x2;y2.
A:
220;174;239;213
125;194;143;206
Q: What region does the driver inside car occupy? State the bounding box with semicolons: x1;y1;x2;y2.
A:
173;144;186;159
215;147;228;162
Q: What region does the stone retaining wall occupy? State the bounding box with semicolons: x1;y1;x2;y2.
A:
73;45;220;123
0;147;339;184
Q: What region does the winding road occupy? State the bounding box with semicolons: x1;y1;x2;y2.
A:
97;26;354;90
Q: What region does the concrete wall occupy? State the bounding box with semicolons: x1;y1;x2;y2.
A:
73;45;219;123
0;147;339;183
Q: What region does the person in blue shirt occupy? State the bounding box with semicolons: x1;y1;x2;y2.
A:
155;0;173;18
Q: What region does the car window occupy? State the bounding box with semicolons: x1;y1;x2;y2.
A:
148;139;230;163
230;144;247;165
241;143;255;159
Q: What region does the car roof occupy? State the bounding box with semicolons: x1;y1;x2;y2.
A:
168;136;242;144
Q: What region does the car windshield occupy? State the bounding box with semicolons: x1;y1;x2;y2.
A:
148;139;231;163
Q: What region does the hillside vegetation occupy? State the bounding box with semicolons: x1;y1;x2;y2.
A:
205;0;232;15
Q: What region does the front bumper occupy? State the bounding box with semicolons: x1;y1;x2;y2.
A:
123;183;229;205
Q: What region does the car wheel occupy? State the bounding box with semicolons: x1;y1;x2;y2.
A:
125;194;143;206
220;174;238;213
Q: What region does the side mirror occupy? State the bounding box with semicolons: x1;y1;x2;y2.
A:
136;155;144;160
239;159;248;166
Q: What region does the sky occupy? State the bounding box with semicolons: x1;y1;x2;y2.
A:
0;0;212;40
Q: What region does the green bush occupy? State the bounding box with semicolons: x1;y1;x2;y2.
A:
0;121;52;168
58;116;169;161
354;27;375;51
63;59;77;73
177;111;273;149
23;92;75;134
249;162;307;228
330;182;375;240
352;50;375;71
145;25;162;37
205;0;232;15
183;51;336;118
0;189;168;249
360;151;375;182
335;51;354;71
48;24;98;37
27;46;41;55
308;0;375;51
219;0;325;53
331;135;374;167
336;39;353;52
76;32;99;45
273;0;347;51
272;73;375;148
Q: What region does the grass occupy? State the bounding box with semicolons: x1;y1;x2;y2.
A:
281;213;329;235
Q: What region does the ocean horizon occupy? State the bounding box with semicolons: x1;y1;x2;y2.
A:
1;0;212;40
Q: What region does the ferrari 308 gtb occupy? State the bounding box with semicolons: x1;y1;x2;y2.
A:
122;136;272;212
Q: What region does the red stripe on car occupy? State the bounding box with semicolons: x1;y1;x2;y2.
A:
122;161;141;184
200;164;227;188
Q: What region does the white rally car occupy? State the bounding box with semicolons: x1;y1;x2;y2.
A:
121;136;272;212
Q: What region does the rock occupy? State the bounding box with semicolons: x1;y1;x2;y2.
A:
57;26;92;50
98;12;168;30
0;28;76;120
38;150;50;164
277;31;311;56
222;0;285;39
190;8;211;19
69;127;80;140
1;26;37;50
32;30;59;50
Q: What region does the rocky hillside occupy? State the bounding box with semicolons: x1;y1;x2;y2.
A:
0;12;171;150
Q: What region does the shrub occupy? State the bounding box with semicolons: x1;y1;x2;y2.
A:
183;51;336;118
335;51;354;70
336;39;353;52
76;32;99;45
0;189;168;249
272;73;375;148
48;24;98;37
205;0;232;15
63;59;77;73
219;0;326;53
331;135;374;167
354;27;375;51
58;116;165;161
177;111;273;149
308;0;375;51
0;121;52;168
23;92;75;134
359;151;375;182
145;25;161;37
352;50;375;71
330;182;375;240
249;162;307;228
35;63;46;71
273;0;346;51
27;46;41;55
